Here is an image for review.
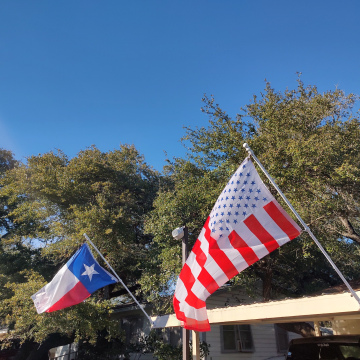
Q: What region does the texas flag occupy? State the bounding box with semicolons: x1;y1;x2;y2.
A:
173;157;302;331
31;243;118;314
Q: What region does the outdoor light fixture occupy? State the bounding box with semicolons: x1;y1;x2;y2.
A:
172;225;191;360
172;226;185;240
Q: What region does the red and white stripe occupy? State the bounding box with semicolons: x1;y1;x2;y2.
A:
173;159;301;331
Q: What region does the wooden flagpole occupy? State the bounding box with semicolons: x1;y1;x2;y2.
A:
243;143;360;306
83;233;155;326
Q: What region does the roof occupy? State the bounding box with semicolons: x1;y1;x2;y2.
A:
152;289;360;328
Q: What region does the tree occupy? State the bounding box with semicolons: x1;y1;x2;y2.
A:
0;149;48;302
140;160;224;311
0;148;18;240
0;145;160;347
0;272;120;349
142;77;360;312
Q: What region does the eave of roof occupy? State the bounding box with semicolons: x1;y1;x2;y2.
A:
151;289;360;328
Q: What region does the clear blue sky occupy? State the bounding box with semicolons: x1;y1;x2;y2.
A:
0;0;359;171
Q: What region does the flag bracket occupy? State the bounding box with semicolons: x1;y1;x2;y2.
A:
83;234;155;326
243;143;360;307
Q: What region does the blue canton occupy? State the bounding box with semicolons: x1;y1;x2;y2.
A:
209;158;272;239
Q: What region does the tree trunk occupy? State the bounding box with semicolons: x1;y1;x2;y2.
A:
262;257;273;301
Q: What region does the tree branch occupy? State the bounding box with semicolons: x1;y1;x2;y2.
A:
110;284;141;299
277;322;315;338
339;217;360;244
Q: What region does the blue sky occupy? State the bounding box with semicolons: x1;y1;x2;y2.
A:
0;0;359;171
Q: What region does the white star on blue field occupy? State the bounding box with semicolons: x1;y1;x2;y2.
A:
209;159;271;238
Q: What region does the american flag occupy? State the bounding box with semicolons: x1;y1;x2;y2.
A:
173;157;302;331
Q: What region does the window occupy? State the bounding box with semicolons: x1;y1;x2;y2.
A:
221;324;254;353
275;324;289;353
120;316;144;345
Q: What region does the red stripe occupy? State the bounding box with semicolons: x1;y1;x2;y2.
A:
46;281;90;312
185;291;206;309
203;218;239;280
192;239;207;267
182;318;211;332
264;200;301;240
244;214;279;253
229;230;259;266
174;295;210;331
173;296;181;315
197;267;219;295
173;296;185;321
179;263;206;309
179;263;195;292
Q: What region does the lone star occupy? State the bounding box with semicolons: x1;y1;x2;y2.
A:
81;263;99;281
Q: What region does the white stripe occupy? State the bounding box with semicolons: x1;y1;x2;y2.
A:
216;234;233;250
185;252;202;279
204;254;229;287
232;221;270;259
198;227;209;255
217;235;249;273
174;278;188;304
221;246;245;268
254;206;291;246
180;302;208;322
31;265;79;313
185;251;196;266
190;279;211;301
228;252;250;273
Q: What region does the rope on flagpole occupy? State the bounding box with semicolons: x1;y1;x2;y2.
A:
83;233;155;326
243;143;360;306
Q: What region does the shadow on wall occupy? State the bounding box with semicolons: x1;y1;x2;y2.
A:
332;320;360;335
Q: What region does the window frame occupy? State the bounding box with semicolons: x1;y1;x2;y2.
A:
220;324;254;353
274;324;289;354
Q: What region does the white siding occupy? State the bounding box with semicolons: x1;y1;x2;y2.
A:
116;286;303;360
205;323;298;360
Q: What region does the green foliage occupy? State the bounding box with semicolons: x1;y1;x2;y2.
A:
0;149;49;302
141;159;231;312
2;77;360;351
0;270;121;347
77;331;128;360
134;330;182;360
1;144;159;282
0;145;159;346
131;330;210;360
142;77;360;308
185;78;360;246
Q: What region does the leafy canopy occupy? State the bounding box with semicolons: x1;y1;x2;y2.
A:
142;77;360;307
0;145;160;346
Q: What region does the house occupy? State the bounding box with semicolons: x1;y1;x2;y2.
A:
17;283;359;359
152;285;360;359
112;286;302;359
198;286;300;359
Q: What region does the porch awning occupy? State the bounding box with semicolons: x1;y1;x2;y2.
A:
151;290;360;328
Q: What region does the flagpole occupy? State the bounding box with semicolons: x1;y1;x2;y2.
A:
243;143;360;306
83;233;155;326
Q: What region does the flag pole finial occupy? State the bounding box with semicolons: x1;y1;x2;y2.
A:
243;142;253;156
